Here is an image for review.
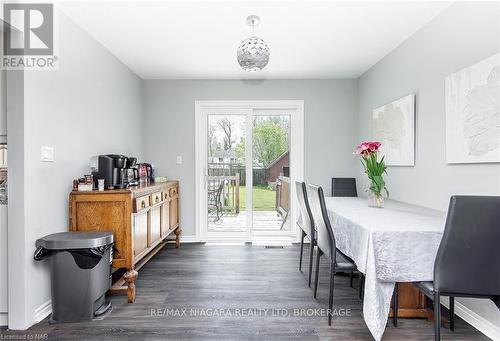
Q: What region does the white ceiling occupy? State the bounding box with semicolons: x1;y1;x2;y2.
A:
57;1;451;79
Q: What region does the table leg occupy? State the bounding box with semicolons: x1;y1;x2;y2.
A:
174;227;182;248
124;269;138;303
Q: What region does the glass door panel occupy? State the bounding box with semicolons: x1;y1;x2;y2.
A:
252;115;291;233
207;114;249;234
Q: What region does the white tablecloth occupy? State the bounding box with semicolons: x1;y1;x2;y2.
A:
324;197;446;341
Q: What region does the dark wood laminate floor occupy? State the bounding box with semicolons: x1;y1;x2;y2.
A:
6;243;489;340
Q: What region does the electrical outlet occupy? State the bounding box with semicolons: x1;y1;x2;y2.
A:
176;155;182;164
41;146;54;162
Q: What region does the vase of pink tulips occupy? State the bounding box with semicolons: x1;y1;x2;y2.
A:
354;141;389;208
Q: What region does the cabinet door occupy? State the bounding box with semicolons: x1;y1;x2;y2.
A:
169;197;179;230
161;202;170;237
150;206;161;244
134;212;148;258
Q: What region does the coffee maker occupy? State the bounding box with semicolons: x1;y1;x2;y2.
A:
91;154;130;189
124;157;139;187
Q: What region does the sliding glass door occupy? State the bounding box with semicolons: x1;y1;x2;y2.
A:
196;101;303;243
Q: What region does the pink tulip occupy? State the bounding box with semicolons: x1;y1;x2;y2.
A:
354;141;382;157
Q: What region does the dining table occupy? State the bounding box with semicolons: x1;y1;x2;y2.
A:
324;197;446;341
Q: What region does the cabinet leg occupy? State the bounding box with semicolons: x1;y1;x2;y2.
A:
174;227;182;248
124;269;138;303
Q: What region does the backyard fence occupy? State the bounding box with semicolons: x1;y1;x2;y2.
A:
208;163;268;186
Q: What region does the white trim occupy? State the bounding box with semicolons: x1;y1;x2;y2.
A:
0;313;7;326
195;100;304;110
195;100;304;244
165;235;199;243
204;242;246;246
441;297;500;340
251;237;293;246
33;300;51;324
178;235;199;243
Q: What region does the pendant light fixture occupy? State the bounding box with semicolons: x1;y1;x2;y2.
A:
237;15;270;72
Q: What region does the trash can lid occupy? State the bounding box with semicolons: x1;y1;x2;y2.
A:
35;232;114;250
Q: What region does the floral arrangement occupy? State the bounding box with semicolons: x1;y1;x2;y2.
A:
354;141;389;206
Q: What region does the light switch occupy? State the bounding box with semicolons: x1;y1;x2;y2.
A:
41;146;54;162
176;155;182;164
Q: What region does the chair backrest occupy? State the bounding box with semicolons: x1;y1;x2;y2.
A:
331;178;357;197
295;181;314;238
216;180;225;199
434;196;500;297
307;184;336;262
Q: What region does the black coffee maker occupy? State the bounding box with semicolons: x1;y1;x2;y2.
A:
124;157;139;186
91;154;130;189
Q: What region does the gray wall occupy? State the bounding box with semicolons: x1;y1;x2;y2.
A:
357;2;500;332
143;80;358;237
8;11;143;329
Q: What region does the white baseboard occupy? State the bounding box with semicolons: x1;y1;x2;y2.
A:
0;312;7;326
179;235;198;243
165;235;199;243
33;300;51;324
441;297;500;340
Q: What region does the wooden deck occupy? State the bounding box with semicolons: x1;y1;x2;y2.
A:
208;210;290;232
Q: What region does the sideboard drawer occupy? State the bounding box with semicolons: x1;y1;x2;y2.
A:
151;191;162;206
135;195;150;212
162;191;169;201
169;187;178;198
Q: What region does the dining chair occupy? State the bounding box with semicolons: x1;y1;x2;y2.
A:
307;184;358;326
413;196;500;341
295;181;316;287
331;177;357;197
331;177;359;289
207;180;225;222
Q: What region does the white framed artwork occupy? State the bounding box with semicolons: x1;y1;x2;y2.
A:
372;94;415;166
445;53;500;163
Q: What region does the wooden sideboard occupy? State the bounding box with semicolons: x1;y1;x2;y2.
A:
390;283;428;319
69;181;181;303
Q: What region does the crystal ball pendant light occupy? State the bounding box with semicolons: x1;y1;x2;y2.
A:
237;15;270;72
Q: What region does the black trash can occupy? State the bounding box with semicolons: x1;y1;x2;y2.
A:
34;232;114;323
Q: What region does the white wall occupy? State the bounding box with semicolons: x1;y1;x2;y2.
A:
7;11;144;329
357;2;500;337
143;79;358;237
0;71;6;142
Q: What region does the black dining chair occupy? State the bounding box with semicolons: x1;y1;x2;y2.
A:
331;177;358;289
413;196;500;341
295;181;316;287
207;180;225;222
331;177;358;197
307;184;358;326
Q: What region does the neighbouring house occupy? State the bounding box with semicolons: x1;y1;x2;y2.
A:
208;150;240;164
265;151;289;184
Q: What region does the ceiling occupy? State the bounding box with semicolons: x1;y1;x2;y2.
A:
57;1;451;79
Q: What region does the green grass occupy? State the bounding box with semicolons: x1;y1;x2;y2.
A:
239;185;276;211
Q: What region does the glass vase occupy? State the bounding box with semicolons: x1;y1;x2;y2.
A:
368;190;384;208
